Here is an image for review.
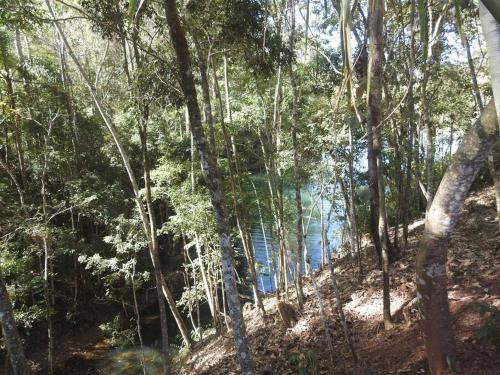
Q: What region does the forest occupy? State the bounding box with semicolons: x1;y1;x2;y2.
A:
0;0;499;374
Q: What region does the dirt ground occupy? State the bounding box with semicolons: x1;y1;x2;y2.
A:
175;187;500;374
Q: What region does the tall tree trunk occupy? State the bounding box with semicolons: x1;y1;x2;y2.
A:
288;0;305;308
131;259;148;375
457;28;483;111
132;21;191;347
480;1;500;232
40;118;55;375
3;72;25;186
250;179;276;292
403;0;416;246
53;27;78;154
418;0;446;214
222;55;265;315
265;9;288;294
138;127;174;367
259;61;288;296
190;30;216;151
339;0;363;271
423;94;434;214
212;52;264;313
481;0;500;23
347;119;362;276
376;149;393;330
367;0;392;330
480;1;500;119
417;100;498;374
393;121;404;250
163;1;253;373
0;273;31;375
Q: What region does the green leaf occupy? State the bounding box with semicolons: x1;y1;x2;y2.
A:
128;0;147;20
127;0;138;19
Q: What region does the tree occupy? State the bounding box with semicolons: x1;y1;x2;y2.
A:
0;273;31;375
417;100;498;374
288;0;305;308
163;0;253;373
366;0;393;330
480;1;500;232
481;0;500;23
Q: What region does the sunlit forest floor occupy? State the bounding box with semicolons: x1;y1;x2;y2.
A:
175;187;500;374
28;187;499;374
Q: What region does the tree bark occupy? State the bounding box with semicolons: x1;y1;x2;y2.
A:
480;0;500;233
131;260;148;375
0;273;31;375
347;119;362;276
133;30;176;362
481;0;500;24
403;0;416;246
367;0;393;330
190;30;216;152
2;71;26;187
418;0;446;214
417;100;498;374
163;1;253;373
222;55;265;315
288;0;305;308
139;128;174;367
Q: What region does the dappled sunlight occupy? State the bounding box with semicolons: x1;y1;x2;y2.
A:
289;316;310;336
346;288;409;322
99;347;164;375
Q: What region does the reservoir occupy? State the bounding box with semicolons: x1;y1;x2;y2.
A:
247;177;340;293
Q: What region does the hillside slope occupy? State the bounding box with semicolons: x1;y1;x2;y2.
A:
175;187;500;374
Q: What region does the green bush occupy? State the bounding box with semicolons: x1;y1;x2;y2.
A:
99;315;136;348
474;301;500;348
288;349;318;375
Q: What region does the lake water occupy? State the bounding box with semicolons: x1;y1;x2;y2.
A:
248;183;340;293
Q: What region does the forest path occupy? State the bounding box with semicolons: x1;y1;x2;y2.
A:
176;186;500;374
